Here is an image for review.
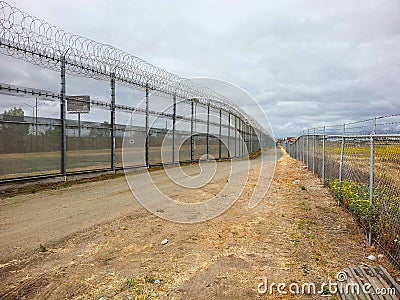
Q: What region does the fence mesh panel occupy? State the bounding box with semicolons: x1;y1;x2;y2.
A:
284;115;400;267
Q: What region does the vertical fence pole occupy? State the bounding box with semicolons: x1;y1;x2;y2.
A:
227;112;231;158
322;126;326;184
172;94;176;163
60;55;67;180
145;84;149;167
239;118;244;157
77;112;81;138
250;126;253;153
190;100;194;162
249;124;252;153
242;121;245;155
244;122;247;155
239;118;242;157
339;123;346;182
243;121;249;155
368;117;376;245
302;131;305;163
238;118;241;157
312;127;316;173
206;103;210;160
234;115;237;158
219;109;222;159
306;129;310;168
110;73;116;172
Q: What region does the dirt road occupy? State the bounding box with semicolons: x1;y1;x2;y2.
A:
0;149;397;299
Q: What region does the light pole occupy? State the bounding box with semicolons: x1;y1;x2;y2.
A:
24;98;43;136
23;102;35;151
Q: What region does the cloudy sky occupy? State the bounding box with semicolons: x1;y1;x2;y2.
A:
1;0;400;137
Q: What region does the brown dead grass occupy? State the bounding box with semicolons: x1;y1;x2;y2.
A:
0;150;398;299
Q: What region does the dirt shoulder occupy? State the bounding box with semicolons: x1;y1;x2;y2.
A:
0;150;398;299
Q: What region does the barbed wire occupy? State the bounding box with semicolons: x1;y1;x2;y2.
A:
0;1;268;135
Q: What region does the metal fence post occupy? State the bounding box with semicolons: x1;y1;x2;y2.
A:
60;55;67;180
312;127;316;173
306;129;309;168
339;123;346;182
227;112;231;158
243;122;249;155
368;117;376;245
172;94;176;163
234;114;237;158
250;126;253;153
206;103;210;160
219;109;222;159
239;118;245;157
145;84;149;167
238;118;241;157
110;73;116;172
190;100;194;162
239;118;243;157
302;132;305;163
244;122;247;155
322;126;325;184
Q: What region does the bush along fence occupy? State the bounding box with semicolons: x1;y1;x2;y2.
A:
283;115;400;268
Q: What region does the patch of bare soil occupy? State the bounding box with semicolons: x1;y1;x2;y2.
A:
0;150;398;299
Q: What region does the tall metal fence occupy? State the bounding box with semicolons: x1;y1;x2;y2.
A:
0;1;274;183
284;115;400;267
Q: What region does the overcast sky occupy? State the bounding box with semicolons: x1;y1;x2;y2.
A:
1;0;400;137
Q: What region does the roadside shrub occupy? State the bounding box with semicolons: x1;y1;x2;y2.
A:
327;179;400;261
327;179;373;227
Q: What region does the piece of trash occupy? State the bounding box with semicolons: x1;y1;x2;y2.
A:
154;279;161;284
151;292;157;297
377;254;384;259
161;239;168;245
292;180;300;184
303;166;308;169
99;297;107;300
367;254;376;261
397;275;400;283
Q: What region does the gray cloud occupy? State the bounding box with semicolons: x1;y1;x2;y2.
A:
1;0;400;137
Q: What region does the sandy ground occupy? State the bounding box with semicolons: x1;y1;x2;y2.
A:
0;148;398;299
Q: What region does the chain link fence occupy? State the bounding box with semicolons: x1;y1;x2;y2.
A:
284;115;400;268
0;1;275;183
0;83;274;182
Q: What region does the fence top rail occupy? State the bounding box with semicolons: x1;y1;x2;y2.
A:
296;114;400;138
296;134;400;139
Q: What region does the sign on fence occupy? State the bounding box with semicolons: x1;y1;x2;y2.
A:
67;95;90;113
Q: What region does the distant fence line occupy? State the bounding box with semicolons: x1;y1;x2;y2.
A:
0;1;274;183
283;115;400;267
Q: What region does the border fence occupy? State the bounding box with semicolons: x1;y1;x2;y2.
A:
0;1;274;183
283;115;400;267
